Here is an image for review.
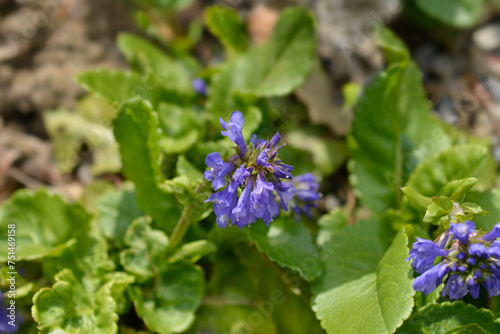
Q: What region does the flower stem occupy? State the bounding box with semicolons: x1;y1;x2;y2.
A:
168;180;208;250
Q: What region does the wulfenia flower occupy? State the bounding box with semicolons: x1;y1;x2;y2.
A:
286;173;321;221
204;111;320;229
407;220;500;299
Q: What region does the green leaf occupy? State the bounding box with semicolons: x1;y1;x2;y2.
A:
76;69;184;107
120;216;169;280
113;98;181;231
42;222;115;284
464;190;500;231
102;272;136;315
169;240;217;262
423;203;450;225
349;61;451;214
312;221;415;334
285;131;349;177
117;33;192;93
375;27;410;64
461;202;488;215
432;196;454;211
444;178;479;202
130;261;205;334
44;107;121;175
188;251;277;333
157;103;205;154
0;189;91;261
96;188;143;245
414;0;484;28
205;7;248;57
235;244;324;334
397;301;500;333
406;145;492;197
402;186;433;213
246;216;323;281
316;209;348;248
32;269;118;334
176;155;203;181
207;7;316;121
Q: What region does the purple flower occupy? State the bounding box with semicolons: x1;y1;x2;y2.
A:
204;111;313;228
413;262;450;295
204;152;235;190
406;238;449;273
284;173;321;221
192;78;207;96
469;243;490;259
205;181;239;228
249;174;275;224
482;274;500;297
450;220;476;244
220;111;247;158
482;223;500;242
274;181;296;211
409;220;500;299
256;149;271;167
231;182;257;228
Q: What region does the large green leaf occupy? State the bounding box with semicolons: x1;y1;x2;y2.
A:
405;145;493;197
349;61;451;214
414;0;484;28
397;302;500;333
113;98;181;231
117;33;192;93
205;6;248;58
312;220;414;334
130;261;205;334
0;189;91;261
246;216;323;281
32;269;118;334
207;7;316;121
96;188;143;246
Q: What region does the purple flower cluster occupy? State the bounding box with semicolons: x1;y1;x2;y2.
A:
407;220;500;299
204;111;320;228
287;173;321;221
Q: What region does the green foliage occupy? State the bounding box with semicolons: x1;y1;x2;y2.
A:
113;98;181;231
375;27;410;65
0;189;91;261
413;0;484;28
117;33;193;93
397;302;500;333
129;261;205;334
32;269;118;334
406;145;494;197
205;7;248;58
96;188;143;245
119;216;169;281
247;216;323;281
8;4;500;333
349;60;451;214
207;7;316;122
312;220;415;333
